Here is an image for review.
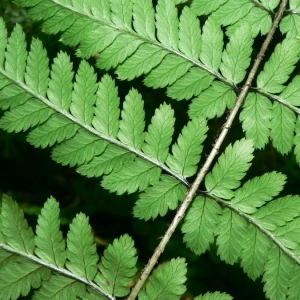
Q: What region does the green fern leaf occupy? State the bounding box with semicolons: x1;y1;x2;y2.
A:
178;7;201;61
182;196;221;255
77;144;135;178
133;175;187;220
211;0;254;26
70;60;97;125
220;23;253;85
138;258;187;300
200;16;223;72
280;75;300;106
35;197;66;268
270;102;296;154
95;234;137;297
51;130;107;167
118;88;145;150
166;118;208;177
47;51;74;110
263;245;294;300
93;74;120;138
167;67;214;101
142;103;175;163
111;0;133;29
4;23;27;82
144;54;192;89
240;225;271;280
205;139;254;199
116;44;168;81
0;18;7;67
25;38;49;96
253;195;300;231
189;81;236;119
257;37;300;93
260;0;280;11
66;213;98;281
294;117;300;165
156;0;179;50
215;208;248;264
101;158;161;195
239;93;272;149
280;14;300;37
27;114;79;148
132;0;156;40
226;7;272;37
32;274;86;300
191;0;227;16
194;291;233;300
287;265;300;300
231;172;287;214
1;195;35;254
0;257;51;300
0;84;31;110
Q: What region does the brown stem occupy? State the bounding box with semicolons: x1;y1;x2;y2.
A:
127;1;288;299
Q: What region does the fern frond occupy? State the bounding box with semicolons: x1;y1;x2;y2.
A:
138;258;187;300
194;291;233;300
0;20;210;218
0;195;138;300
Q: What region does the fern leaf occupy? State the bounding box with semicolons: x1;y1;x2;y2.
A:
138;258;187;300
257;38;300;93
101;158;161;195
156;0;179;50
191;0;227;16
77;144;135;178
178;7;201;61
270;102;296;154
215;208;248;264
47;51;74;110
280;75;300;106
66;213;98;281
280;14;300;38
27;114;79;148
95;234;137;297
0;100;53;133
142;103;175;163
182;196;221;255
287;265;300;300
116;44;168;81
133;175;187;220
25;38;49;96
4;23;27;82
294;117;300;165
260;0;280;11
194;291;233;300
35;197;66;268
51;130;107;167
0;18;7;68
240;225;271;280
205;139;254;199
32;274;86;300
166;118;208;177
0;84;31;110
70;60;97;125
1;195;35;254
200;17;223;72
226;7;272;37
239;93;272;149
111;0;133;29
189;81;236;119
231;172;287;214
167;67;214;101
263;245;294;300
132;0;156;40
220;23;253;85
0;257;51;300
118;89;145;150
144;54;192;89
211;0;254;26
254;195;300;231
92;74;120;138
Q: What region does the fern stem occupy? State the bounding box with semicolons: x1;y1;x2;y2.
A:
127;1;289;299
0;243;116;300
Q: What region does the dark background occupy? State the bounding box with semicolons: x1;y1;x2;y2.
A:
1;2;299;299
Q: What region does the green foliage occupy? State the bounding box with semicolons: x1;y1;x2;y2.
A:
1;0;300;299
